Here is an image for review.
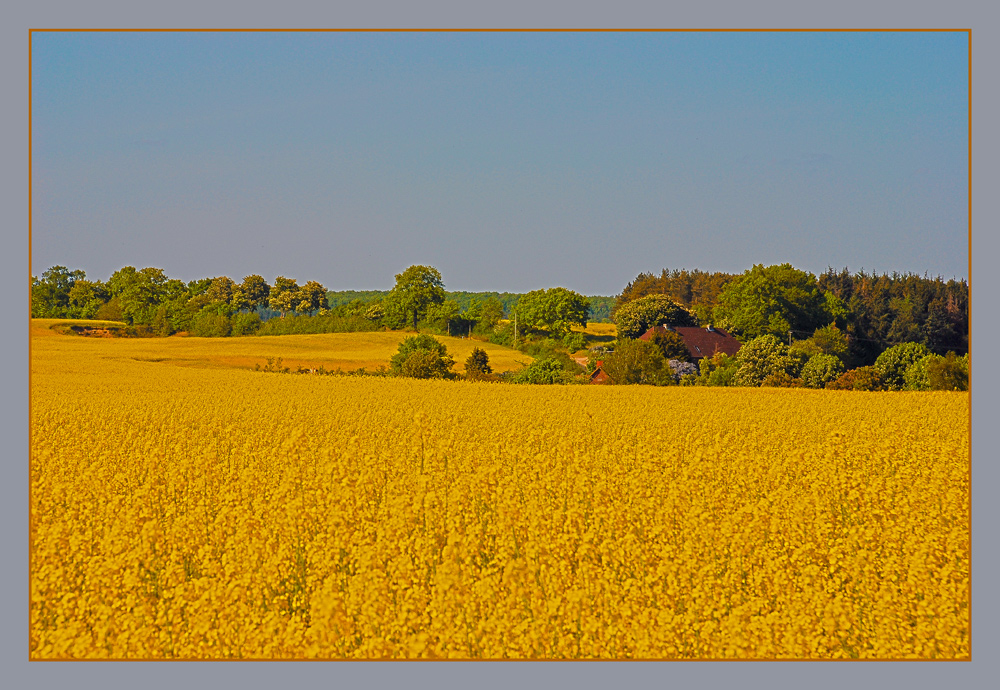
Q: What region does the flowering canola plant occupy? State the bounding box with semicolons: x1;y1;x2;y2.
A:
30;325;969;659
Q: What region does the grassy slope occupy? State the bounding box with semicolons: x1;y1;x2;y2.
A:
30;319;529;375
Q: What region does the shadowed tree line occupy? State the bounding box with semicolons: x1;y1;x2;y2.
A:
614;264;968;366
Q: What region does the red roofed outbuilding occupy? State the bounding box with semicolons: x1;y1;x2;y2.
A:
638;325;741;361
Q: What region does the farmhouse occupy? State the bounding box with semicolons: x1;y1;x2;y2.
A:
638;324;742;361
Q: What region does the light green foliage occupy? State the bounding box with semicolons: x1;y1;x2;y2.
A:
515;287;590;337
66;279;109;319
697;352;739;387
601;339;675;386
426;299;461;332
613;295;697;340
874;342;930;391
32;266;88;318
904;354;942;391
713;263;830;340
790;324;850;364
507;358;572;385
384;265;446;332
801;353;846;389
389;334;455;379
106;267;173;326
190;311;232;338
562;331;588;353
734;335;799;387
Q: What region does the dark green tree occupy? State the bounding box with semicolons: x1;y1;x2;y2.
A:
31;266;87;317
713;263;830;341
238;274;271;311
697;352;739;387
514;287;590;337
465;347;492;380
295;280;329;313
384;265;446;332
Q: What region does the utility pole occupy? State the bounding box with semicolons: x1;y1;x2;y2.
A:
788;330;793;346
514;311;517;346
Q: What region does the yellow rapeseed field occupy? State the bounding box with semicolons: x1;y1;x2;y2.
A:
30;320;970;659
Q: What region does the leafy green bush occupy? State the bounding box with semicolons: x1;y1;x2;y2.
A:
231;312;263;336
506;358;573;385
904;354;941;391
697;352;739;387
190;310;232;338
562;331;588;353
733;335;798;387
874;342;930;391
389;334;455;379
801;353;846;389
601;339;674;386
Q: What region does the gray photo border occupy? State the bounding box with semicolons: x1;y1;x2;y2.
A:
7;1;995;688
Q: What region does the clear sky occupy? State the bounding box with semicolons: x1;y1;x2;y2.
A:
30;30;969;295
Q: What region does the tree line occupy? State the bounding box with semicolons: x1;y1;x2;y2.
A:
614;264;968;365
598;263;969;391
30;265;614;338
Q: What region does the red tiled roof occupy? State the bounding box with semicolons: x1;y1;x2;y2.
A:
589;367;610;384
639;325;741;360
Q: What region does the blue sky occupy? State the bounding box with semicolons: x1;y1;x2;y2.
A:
31;31;969;295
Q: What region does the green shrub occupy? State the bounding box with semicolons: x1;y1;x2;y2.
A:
389;335;455;379
801;353;846;389
697;352;739;387
190;310;232;338
904;354;942;391
733;335;798;387
231;312;263;336
506;358;572;385
600;339;674;386
562;331;588;353
874;342;930;391
925;351;968;391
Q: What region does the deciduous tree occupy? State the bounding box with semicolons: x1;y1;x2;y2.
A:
384;265;445;332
